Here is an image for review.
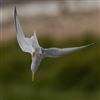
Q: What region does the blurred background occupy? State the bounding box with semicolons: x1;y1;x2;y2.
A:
0;0;100;100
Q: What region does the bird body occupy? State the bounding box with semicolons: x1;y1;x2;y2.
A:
14;7;94;81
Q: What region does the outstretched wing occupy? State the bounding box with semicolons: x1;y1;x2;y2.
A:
43;43;94;58
14;7;34;54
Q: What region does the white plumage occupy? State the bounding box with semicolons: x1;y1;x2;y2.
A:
14;7;94;81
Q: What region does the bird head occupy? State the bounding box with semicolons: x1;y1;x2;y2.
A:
31;64;36;81
31;52;36;81
31;50;42;81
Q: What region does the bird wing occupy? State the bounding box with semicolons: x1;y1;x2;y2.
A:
43;43;94;58
30;32;40;49
14;7;35;54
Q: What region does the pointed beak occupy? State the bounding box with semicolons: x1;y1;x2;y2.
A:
32;72;35;81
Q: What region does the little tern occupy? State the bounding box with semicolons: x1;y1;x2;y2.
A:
14;7;94;81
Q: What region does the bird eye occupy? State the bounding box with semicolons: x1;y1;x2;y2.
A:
32;52;36;57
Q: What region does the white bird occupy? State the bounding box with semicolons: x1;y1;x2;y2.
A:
14;7;94;81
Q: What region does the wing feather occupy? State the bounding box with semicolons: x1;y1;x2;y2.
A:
14;7;34;54
43;43;94;58
30;32;40;49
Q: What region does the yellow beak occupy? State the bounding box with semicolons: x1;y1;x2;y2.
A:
32;72;35;81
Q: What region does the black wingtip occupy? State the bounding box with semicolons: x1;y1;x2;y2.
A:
86;43;96;48
14;6;17;17
14;6;17;31
89;43;96;46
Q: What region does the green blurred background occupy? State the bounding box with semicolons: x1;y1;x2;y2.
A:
0;0;100;100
